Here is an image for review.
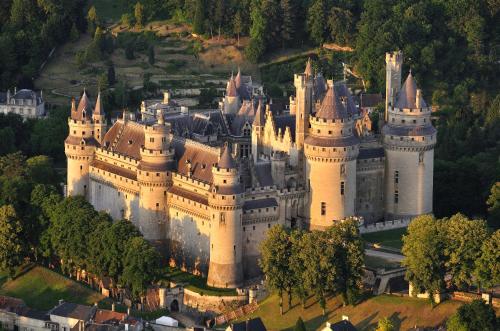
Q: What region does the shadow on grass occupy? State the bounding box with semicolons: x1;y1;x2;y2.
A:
355;311;379;330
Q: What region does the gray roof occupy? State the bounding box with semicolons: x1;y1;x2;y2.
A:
252;100;265;127
316;85;349;120
229;100;256;136
167;111;228;137
395;73;427;109
358;147;384;159
305;135;359;147
50;302;94;321
327;320;357;331
19;308;49;320
0;92;6;104
360;93;383;108
274;114;296;141
254;162;273;187
218;145;236;169
334;83;358;117
243;198;278;210
314;73;327;100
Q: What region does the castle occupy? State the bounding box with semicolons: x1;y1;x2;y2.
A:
65;51;436;288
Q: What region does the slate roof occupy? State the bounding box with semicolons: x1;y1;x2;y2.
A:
273;114;296;141
94;92;104;116
172;137;220;184
254;162;273;187
243;198;278;210
358;147;385;159
18;308;50;320
316;85;349;120
228;100;256;136
327;320;357;331
395;72;427;109
72;90;93;121
167;111;228;138
360;93;383;108
229;317;267;331
218;145;236;169
252;100;265;127
305;135;359;148
50;302;94;321
314;73;327;100
101;120;145;160
334;82;359;117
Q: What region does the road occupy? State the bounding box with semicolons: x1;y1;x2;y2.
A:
365;248;404;262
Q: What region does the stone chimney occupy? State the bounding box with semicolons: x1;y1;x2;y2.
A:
163;91;170;104
111;303;115;312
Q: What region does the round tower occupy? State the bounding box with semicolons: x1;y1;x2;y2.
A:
137;111;174;242
383;72;436;220
304;81;359;230
65;91;96;197
207;145;244;288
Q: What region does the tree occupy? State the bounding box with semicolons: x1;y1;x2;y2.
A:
148;45;155;65
446;300;498;331
26;155;59;187
134;2;144;28
376;317;394;331
246;1;266;62
327;7;354;46
70;23;79;42
486;182;500;228
121;13;133;28
402;215;446;305
259;225;292;315
121;237;161;301
289;230;307;308
0;205;25;278
107;63;116;86
193;0;205;34
233;10;243;46
443;214;489;289
293;317;306;331
280;0;295;48
474;230;500;289
307;0;327;45
87;5;98;36
301;230;330;315
125;42;135;59
0;127;16;156
98;73;109;92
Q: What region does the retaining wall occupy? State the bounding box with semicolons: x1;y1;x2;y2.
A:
359;218;411;234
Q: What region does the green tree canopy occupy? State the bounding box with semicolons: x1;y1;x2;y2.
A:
474;230;500;289
0;205;25;277
446;300;498;331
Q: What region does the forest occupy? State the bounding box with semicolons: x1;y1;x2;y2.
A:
0;0;498;226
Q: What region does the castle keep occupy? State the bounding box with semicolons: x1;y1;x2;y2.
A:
66;52;435;288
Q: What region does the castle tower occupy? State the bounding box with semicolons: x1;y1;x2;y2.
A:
92;91;107;144
223;75;241;114
65;91;96;197
271;151;287;189
304;81;359;230
207;145;244;288
294;58;314;184
383;71;436;220
251;99;265;163
137;110;174;242
385;51;403;122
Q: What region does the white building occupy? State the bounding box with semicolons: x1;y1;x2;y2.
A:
0;89;45;119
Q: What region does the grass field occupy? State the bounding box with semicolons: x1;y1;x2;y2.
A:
362;228;407;250
0;266;105;310
166;268;237;296
242;292;462;331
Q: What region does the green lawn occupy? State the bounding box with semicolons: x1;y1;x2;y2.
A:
242;292;462;331
0;266;105;310
362;228;407;249
166;268;237;296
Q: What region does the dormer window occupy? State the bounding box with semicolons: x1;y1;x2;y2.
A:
128;140;133;145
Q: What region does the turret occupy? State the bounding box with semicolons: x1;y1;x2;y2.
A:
92;91;107;144
385;51;403;122
207;145;244;288
137;110;174;242
223;75;241;114
65;91;97;197
294;58;314;184
251;99;265;163
382;69;436;220
304;81;359;230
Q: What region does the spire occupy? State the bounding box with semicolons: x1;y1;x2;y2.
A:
304;58;313;77
93;91;104;116
226;76;238;97
72;90;92;120
316;83;349;120
71;97;76;113
235;67;242;89
253;99;265;127
395;72;427;109
218;144;236;169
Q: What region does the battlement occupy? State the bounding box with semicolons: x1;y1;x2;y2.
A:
385;51;403;65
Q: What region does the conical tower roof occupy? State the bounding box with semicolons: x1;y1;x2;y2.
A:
72;90;92;120
316;85;349;120
93;91;104;116
252;99;265;126
235;67;242;89
304;58;313;77
226;76;238;97
395;72;427;109
218;144;236;169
